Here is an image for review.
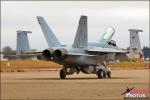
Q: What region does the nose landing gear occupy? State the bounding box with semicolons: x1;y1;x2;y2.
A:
107;71;111;78
97;69;111;79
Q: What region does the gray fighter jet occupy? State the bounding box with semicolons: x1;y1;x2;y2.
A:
34;15;128;79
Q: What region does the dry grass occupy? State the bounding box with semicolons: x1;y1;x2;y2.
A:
110;61;146;68
0;60;146;72
0;60;61;72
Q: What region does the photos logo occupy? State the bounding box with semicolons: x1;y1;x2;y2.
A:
121;87;149;99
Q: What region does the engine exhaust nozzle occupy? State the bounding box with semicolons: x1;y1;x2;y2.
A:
42;49;53;60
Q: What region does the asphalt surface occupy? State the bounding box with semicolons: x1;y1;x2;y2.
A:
1;69;149;100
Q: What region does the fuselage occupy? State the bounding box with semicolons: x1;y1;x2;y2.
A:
41;41;124;66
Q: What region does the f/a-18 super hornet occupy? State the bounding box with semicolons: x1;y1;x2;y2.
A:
33;15;129;79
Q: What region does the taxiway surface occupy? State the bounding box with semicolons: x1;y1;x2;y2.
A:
1;69;149;100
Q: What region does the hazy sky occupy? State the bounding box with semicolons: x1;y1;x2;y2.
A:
1;1;149;51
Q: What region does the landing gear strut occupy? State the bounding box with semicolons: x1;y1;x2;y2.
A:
96;61;112;79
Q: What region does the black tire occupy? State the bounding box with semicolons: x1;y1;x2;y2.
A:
103;70;106;78
107;71;111;78
60;69;66;79
97;69;106;79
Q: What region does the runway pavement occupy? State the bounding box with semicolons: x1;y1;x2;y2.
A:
1;69;149;100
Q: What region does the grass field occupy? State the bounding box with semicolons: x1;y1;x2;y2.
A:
110;61;146;68
0;60;61;72
0;60;147;72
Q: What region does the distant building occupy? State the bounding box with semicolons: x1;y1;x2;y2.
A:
0;53;8;61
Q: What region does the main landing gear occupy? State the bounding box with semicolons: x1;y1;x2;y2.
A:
59;64;112;79
59;66;75;79
60;69;66;79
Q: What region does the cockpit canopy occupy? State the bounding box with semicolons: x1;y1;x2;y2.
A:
99;26;115;43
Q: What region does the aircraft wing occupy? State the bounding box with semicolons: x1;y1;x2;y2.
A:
86;47;128;53
18;51;42;55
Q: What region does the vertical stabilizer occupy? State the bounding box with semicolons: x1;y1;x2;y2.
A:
129;29;143;60
73;15;88;48
37;16;61;47
16;30;31;54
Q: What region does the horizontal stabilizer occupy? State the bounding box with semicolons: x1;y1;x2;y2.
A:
73;15;88;48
